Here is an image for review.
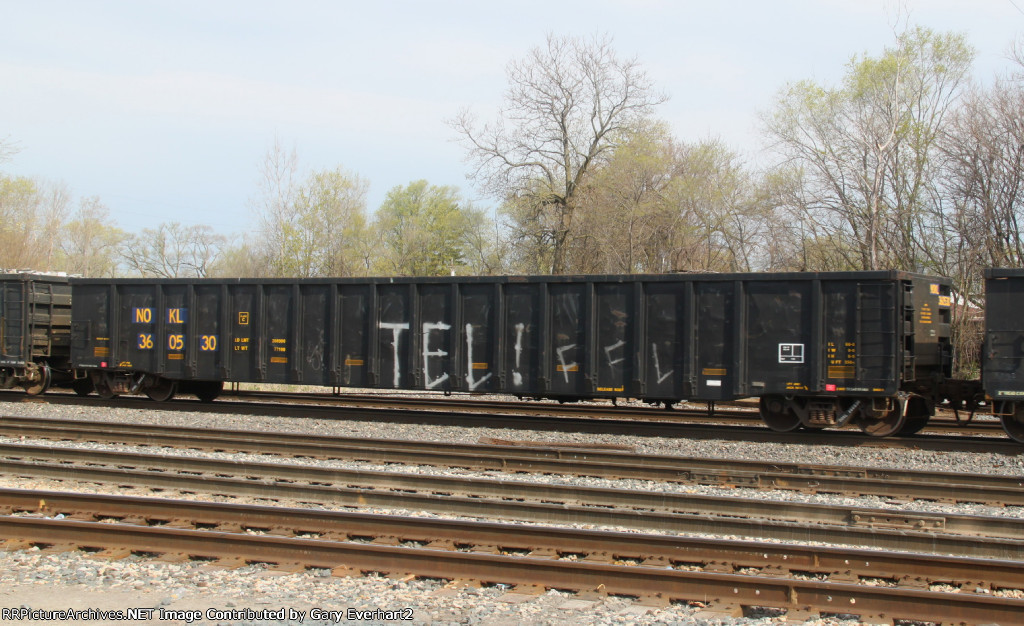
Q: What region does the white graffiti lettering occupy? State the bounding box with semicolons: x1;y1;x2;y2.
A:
604;339;625;367
512;323;525;387
465;323;493;391
556;343;577;383
422;321;451;389
379;322;410;387
652;342;673;384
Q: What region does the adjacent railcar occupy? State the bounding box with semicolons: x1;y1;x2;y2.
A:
69;271;952;436
0;272;73;394
984;268;1024;442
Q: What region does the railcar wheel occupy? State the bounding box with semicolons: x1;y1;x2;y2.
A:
93;374;119;400
896;396;931;435
24;365;51;396
145;378;177;402
192;381;223;403
897;414;929;435
859;405;907;437
1001;403;1024;444
71;378;93;397
759;396;802;432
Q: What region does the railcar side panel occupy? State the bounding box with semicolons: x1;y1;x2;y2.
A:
297;284;329;385
694;281;736;400
118;284;154;373
376;284;411;389
227;285;256;381
160;285;187;378
264;285;290;383
548;283;586;397
822;283;858;388
338;285;369;387
417;283;452;391
193;284;223;380
642;283;687;400
593;283;632;396
985;269;1024;398
857;281;896;390
504;283;540;395
744;280;813;395
984;269;1024;443
68;272;951;408
461;283;496;393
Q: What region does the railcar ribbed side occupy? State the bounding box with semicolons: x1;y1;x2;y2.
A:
68;272;953;437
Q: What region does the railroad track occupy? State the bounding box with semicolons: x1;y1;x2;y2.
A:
2;392;1018;453
224;388;1009;434
2;489;1022;624
2;440;1023;559
2;415;1023;506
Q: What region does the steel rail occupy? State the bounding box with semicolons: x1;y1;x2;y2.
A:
1;445;1023;558
4;488;1020;590
3;393;1017;454
225;389;1007;434
1;416;1022;505
52;386;1010;435
1;515;1020;624
230;389;763;421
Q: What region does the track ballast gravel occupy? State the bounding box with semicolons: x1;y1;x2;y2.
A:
0;399;1021;625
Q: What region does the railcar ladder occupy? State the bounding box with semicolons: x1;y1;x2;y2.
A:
2;282;25;360
28;282;55;359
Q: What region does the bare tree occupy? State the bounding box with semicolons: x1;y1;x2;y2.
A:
452;33;666;274
763;27;973;270
0;136;18;166
573;126;768;275
940;84;1024;271
250;138;300;275
121;222;225;278
933;62;1024;376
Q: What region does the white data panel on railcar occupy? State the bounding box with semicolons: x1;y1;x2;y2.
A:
778;343;804;364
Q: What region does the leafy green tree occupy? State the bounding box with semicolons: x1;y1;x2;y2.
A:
659;139;765;272
248;141;371;278
0;174;40;267
60;196;126;277
210;237;269;278
0;175;70;270
569;125;768;275
288;168;371;277
571;123;678;273
373;180;482;276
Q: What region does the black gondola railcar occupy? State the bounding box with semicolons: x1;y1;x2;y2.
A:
0;271;73;394
69;271;952;437
984;268;1024;442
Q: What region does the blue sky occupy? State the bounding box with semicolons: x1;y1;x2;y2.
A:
2;1;1022;235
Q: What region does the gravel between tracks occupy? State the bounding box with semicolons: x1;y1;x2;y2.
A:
0;399;1022;625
